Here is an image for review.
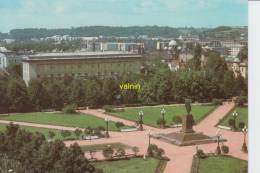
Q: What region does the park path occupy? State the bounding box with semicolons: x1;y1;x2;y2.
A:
75;102;247;173
0;102;248;173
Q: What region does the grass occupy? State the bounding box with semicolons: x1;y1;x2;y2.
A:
221;107;248;127
93;157;162;173
110;105;216;127
198;156;247;173
81;142;130;152
0;123;76;140
0;112;118;131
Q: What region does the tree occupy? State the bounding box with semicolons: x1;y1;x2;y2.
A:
70;79;86;107
0;76;9;113
237;46;248;62
0;124;94;173
192;44;202;70
46;80;65;109
28;79;51;111
7;79;31;112
6;64;23;79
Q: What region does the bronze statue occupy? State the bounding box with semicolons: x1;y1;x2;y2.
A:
185;99;192;115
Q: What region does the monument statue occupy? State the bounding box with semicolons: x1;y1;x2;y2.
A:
185;99;192;115
182;99;194;133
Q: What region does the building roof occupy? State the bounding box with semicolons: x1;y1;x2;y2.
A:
23;51;142;61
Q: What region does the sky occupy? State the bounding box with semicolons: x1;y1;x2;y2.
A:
0;0;248;33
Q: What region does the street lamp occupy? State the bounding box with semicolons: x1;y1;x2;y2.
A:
146;129;152;146
215;130;221;155
242;126;248;153
138;110;144;131
232;110;238;130
160;108;166;128
146;129;152;154
104;115;110;138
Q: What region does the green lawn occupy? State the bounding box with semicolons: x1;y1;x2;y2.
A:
110;105;216;127
0;123;76;140
0;112;118;131
94;157;162;173
81;142;131;152
221;107;248;127
198;156;247;173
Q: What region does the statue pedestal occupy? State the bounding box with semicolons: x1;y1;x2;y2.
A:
151;114;226;146
181;114;195;133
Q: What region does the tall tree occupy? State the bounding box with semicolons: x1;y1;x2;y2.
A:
7;79;31;112
192;44;202;70
28;79;51;111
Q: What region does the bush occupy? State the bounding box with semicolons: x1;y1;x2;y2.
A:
74;128;82;138
61;130;71;139
221;145;229;154
115;147;126;157
103;105;115;112
62;104;76;114
212;99;223;105
196;149;206;158
96;126;105;131
102;146;114;159
234;96;248;107
132;146;139;156
147;144;165;158
238;122;245;130
172;116;182;124
48;131;56;139
228;118;236;128
115;122;125;129
156;118;166;127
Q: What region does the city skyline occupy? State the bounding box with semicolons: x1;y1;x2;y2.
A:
0;0;248;33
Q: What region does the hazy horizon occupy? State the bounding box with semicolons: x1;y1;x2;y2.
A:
0;0;248;33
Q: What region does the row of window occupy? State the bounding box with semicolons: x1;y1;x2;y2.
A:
36;71;135;78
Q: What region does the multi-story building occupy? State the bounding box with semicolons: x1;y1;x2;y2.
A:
0;48;23;68
0;53;7;68
22;51;143;85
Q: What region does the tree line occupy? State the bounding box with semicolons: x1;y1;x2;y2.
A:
0;50;247;114
0;123;96;173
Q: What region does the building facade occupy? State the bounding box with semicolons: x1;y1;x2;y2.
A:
0;53;7;68
22;51;143;85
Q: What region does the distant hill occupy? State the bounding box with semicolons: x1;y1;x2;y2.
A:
5;26;204;40
0;26;247;40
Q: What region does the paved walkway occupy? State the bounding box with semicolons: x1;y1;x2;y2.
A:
77;102;247;173
0;102;248;173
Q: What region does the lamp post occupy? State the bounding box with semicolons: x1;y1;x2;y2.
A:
138;110;144;131
146;129;152;154
160;108;166;128
242;126;248;153
104;115;110;138
216;130;221;155
232;110;238;130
